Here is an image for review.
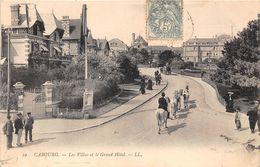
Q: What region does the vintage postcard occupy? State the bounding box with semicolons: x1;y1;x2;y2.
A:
0;0;260;167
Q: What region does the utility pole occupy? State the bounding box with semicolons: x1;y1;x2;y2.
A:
82;4;93;118
7;29;11;117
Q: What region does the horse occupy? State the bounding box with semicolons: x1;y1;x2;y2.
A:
155;108;168;134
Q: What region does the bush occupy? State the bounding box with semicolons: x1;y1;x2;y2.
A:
53;78;120;109
170;60;194;70
93;79;120;107
0;83;18;110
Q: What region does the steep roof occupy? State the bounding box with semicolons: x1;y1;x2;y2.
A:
96;39;110;50
134;35;148;45
41;13;64;36
87;31;96;46
13;4;44;28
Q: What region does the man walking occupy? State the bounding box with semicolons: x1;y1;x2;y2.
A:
247;101;258;134
24;112;34;143
2;115;14;150
14;112;24;146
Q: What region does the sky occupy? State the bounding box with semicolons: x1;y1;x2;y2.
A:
1;0;260;46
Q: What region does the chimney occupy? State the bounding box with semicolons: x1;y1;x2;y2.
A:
10;4;20;26
131;33;135;46
61;16;70;38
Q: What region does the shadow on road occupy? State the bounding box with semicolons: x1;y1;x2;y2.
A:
239;127;249;131
167;122;186;134
188;100;196;103
0;158;12;166
22;137;56;148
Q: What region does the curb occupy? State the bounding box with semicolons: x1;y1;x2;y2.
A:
182;75;248;119
38;81;168;134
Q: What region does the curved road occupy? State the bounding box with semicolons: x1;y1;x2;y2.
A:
3;68;259;167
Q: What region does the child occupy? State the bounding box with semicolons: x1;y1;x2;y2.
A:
235;107;241;130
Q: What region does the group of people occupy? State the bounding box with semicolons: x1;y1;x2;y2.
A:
232;101;260;134
2;112;34;150
158;85;190;120
154;70;162;85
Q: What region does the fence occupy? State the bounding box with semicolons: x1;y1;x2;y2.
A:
24;87;42;93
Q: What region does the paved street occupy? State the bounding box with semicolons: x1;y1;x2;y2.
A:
1;68;259;167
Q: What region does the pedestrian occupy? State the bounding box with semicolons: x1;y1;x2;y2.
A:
179;89;184;110
186;85;189;93
165;96;171;119
24;112;34;143
247;101;258;133
201;71;204;78
234;107;241;131
175;90;181;111
226;92;234;113
14;112;24;146
147;79;153;90
157;73;162;85
171;97;178;119
2;115;14;150
154;70;159;85
140;78;146;94
183;90;188;109
158;92;169;119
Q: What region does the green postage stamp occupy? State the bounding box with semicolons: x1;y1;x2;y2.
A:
146;0;183;40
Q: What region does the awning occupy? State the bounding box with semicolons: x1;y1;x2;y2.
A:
0;58;7;65
53;46;61;53
40;45;49;51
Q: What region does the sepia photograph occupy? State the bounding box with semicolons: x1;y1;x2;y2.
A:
0;0;259;166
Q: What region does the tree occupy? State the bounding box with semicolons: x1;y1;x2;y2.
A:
128;47;152;65
111;53;139;83
212;19;260;88
158;50;181;66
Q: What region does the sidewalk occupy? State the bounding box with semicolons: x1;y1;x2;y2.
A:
33;81;167;134
184;76;260;147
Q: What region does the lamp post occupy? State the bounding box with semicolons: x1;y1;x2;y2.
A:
82;4;93;119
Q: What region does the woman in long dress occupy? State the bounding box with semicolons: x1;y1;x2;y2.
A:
179;89;184;110
171;97;178;119
165;96;171;119
183;90;188;109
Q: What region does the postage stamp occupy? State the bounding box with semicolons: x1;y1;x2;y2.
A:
146;0;183;40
